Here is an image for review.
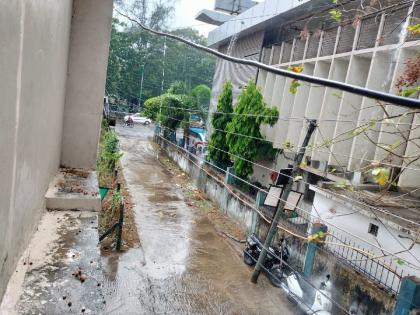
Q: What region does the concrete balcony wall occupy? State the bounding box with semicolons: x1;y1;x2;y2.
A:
256;47;271;93
374;48;418;168
60;0;113;169
250;4;420;181
348;50;397;170
273;76;296;149
329;54;372;167
210;2;419;188
0;0;113;303
399;110;420;187
311;58;349;162
0;0;73;301
256;69;267;93
261;46;280;142
268;71;288;147
270;44;282;67
300;60;331;151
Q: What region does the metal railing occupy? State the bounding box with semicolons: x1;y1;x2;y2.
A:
324;232;403;294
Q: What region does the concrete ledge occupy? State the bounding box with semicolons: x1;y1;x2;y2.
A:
45;168;101;211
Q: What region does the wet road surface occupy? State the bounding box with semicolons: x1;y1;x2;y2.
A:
1;124;297;315
103;124;298;314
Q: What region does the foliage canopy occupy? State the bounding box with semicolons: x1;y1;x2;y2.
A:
106;14;215;109
226;81;279;178
208;81;233;168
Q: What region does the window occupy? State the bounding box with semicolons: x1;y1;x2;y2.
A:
368;223;379;237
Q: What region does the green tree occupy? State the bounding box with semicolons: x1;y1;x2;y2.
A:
143;96;161;120
191;84;211;121
105;7;215;111
226;81;279;178
208;82;234;169
167;81;189;95
155;94;195;139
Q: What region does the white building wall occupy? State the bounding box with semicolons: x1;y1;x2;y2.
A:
61;0;113;169
0;0;113;302
311;188;420;293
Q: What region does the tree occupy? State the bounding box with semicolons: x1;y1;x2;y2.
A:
167;81;189;95
208;82;233;169
226;81;279;178
158;94;186;131
105;3;215;111
191;84;211;121
143;96;161;120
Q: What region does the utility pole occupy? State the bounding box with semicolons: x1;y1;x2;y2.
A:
139;64;145;111
159;36;167;116
251;119;317;283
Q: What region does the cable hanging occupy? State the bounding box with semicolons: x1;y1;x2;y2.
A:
157;123;420;271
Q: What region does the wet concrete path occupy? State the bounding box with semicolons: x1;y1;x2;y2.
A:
0;124;297;315
105;124;297;314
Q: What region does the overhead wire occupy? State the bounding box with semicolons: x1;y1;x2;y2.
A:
157;122;420;271
156;128;419;311
156;132;350;314
156;112;420;174
157;104;420;126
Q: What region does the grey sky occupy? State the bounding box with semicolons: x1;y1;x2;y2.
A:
171;0;217;37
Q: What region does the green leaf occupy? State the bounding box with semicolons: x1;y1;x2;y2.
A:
333;180;354;191
289;79;300;95
398;85;420;97
380;140;401;152
329;9;342;22
331;91;342;99
282;140;293;149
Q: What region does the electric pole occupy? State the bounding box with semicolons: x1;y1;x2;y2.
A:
139;64;145;111
251;119;317;283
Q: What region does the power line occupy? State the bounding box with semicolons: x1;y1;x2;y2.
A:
157;123;420;268
158;104;420;126
156;112;420;174
157;115;420;244
156;133;352;313
156;129;420;303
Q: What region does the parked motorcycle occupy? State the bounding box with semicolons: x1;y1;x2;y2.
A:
243;234;289;287
281;273;333;315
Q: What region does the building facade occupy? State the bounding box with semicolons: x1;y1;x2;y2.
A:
207;0;420;189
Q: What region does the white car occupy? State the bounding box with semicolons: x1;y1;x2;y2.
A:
124;113;151;125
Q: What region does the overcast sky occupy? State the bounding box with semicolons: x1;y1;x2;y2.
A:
171;0;217;37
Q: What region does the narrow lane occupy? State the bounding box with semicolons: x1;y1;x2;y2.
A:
101;124;297;314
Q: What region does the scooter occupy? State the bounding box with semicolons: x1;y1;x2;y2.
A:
124;119;134;127
243;234;289;287
281;273;332;315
